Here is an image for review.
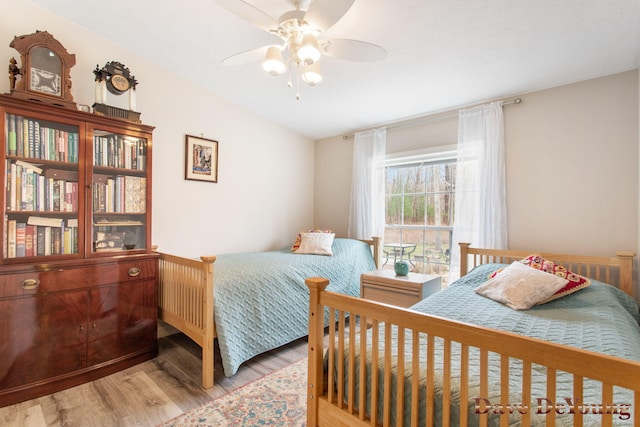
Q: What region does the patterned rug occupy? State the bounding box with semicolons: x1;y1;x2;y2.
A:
160;358;307;426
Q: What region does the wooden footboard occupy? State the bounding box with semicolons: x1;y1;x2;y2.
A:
156;251;216;389
307;244;640;426
307;279;640;427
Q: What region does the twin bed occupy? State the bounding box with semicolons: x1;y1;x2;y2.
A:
156;238;640;425
155;236;380;388
306;243;640;426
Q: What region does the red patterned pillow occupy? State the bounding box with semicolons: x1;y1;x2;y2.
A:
520;255;591;303
489;254;591;304
291;229;332;251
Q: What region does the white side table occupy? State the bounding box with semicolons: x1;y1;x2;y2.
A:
360;269;442;308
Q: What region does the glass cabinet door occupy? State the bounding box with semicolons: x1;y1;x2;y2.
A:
91;129;147;254
3;112;80;259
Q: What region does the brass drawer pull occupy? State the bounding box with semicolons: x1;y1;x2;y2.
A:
128;267;141;277
21;279;40;290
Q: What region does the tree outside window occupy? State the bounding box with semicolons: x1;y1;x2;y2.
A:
384;160;456;285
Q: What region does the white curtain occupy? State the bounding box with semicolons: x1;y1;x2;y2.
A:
348;127;387;240
450;101;507;280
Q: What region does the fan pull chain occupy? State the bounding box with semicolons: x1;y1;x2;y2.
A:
288;60;300;100
296;65;301;100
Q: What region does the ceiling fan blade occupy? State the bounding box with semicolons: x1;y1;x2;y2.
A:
320;39;387;62
214;0;278;31
222;45;279;66
303;0;356;32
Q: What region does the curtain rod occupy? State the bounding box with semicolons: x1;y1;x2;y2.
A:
343;97;522;139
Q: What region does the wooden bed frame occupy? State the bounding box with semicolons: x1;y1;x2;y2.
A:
154;237;381;389
306;243;640;427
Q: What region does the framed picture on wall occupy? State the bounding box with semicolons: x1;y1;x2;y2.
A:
185;134;218;183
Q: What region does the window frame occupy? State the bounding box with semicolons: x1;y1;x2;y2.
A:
384;145;457;284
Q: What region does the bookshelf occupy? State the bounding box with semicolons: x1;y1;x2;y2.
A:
91;130;148;253
0;94;158;407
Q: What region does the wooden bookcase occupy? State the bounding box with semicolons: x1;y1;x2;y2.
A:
0;94;158;407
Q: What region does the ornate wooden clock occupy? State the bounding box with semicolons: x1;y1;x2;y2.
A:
7;30;76;109
93;61;141;122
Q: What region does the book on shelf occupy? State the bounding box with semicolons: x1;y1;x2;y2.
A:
6;161;79;213
92;175;145;214
9;163;16;211
6;113;17;155
25;224;35;257
14;159;43;174
7;219;16;258
27;216;64;228
6;114;79;162
5;220;77;257
37;175;45;211
44;227;51;256
15;222;26;257
6;160;12;210
93;133;146;170
36;227;45;256
22;172;34;211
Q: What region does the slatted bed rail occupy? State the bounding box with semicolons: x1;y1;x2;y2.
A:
307;278;640;427
156;251;216;388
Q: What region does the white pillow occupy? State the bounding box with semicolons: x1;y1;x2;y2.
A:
475;261;569;310
295;232;335;256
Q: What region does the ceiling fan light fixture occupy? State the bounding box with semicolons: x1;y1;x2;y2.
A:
302;61;322;86
218;0;386;99
297;34;321;64
263;46;287;76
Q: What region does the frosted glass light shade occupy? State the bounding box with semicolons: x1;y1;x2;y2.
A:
302;61;322;86
263;47;286;75
297;34;321;64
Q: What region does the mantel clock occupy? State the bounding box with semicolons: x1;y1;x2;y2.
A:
93;61;141;122
7;30;76;109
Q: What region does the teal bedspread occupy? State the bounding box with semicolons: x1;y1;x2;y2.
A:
338;263;640;426
214;238;375;376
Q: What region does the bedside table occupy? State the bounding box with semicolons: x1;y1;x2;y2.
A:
360;269;442;308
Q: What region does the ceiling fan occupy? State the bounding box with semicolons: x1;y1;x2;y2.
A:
216;0;387;99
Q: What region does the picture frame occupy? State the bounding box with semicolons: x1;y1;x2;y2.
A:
185;134;218;183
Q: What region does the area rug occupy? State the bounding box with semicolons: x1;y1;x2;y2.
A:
160;358;307;426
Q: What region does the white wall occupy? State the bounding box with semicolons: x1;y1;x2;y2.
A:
1;0;315;258
316;71;639;294
505;71;638;256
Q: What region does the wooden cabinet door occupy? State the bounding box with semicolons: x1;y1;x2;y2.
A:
0;291;87;389
87;279;157;366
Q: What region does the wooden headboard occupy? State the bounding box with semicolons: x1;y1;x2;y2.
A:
359;236;381;269
458;242;636;298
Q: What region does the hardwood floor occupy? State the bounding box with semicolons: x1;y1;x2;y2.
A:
0;328;310;427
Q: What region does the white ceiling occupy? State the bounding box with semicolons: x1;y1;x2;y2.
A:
29;0;640;140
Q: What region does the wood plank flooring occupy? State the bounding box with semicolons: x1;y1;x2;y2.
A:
0;327;309;427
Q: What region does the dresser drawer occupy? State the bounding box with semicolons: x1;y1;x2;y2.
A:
361;283;422;307
0;258;157;298
360;269;441;308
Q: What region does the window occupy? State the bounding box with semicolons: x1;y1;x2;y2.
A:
384;147;456;285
